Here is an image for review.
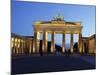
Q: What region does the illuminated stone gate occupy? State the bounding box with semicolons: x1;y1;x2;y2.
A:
33;15;83;54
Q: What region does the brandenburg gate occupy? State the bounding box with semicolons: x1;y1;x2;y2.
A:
33;15;83;54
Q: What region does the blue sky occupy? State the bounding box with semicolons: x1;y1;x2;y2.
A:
11;0;96;45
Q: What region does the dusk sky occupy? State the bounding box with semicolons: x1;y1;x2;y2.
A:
11;0;96;45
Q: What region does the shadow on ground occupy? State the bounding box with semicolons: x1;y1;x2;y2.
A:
11;54;95;74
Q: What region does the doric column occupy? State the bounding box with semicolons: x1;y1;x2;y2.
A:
16;38;19;55
29;40;31;54
26;40;28;54
29;40;32;54
30;38;32;54
14;38;16;54
23;40;25;54
12;37;15;55
51;32;55;53
82;41;85;53
20;40;22;54
28;39;30;54
21;40;23;55
78;33;82;53
62;32;66;53
20;40;22;55
19;39;21;55
42;32;45;52
42;31;48;53
34;31;37;53
37;32;40;53
18;39;20;54
21;40;24;54
70;33;73;53
18;38;21;54
34;31;40;53
32;38;35;53
18;39;20;55
22;40;24;54
19;39;21;54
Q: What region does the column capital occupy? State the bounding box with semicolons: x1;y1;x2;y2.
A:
70;32;73;35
